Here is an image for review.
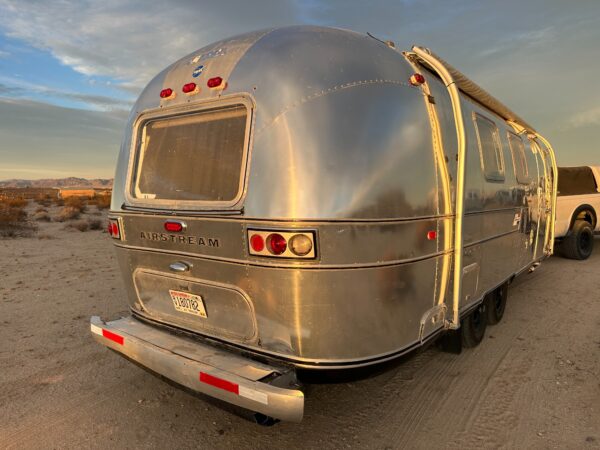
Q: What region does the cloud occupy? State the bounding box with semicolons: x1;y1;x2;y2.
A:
478;27;556;57
0;0;301;92
0;98;124;179
568;107;600;129
0;78;132;111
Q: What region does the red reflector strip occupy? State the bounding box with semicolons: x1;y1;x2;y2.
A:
102;329;124;345
199;372;239;394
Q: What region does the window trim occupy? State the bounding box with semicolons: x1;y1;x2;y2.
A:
472;112;505;182
507;131;530;185
124;94;255;211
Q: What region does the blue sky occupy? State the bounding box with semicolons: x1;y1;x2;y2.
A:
0;0;599;179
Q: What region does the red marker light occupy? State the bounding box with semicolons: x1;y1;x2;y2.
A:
250;234;265;252
160;88;173;98
267;233;287;255
207;77;223;88
182;82;197;93
107;220;120;239
164;221;184;232
409;73;426;86
427;230;437;240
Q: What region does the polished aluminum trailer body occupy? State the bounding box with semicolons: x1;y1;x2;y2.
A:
92;26;557;421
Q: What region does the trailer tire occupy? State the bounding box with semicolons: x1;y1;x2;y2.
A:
561;220;594;260
485;283;508;325
461;303;487;348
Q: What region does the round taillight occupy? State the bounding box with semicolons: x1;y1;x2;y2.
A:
182;82;197;93
250;234;264;252
160;88;173;98
427;230;437;240
267;233;287;255
207;76;223;88
289;234;312;256
409;73;425;86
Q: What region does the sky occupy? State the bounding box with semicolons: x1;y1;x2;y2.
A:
0;0;598;180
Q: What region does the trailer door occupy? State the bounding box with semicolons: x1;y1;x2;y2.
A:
528;137;553;258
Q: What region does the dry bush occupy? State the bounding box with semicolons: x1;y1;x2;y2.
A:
87;218;103;230
33;211;51;222
66;220;89;232
35;206;48;213
36;198;52;207
54;206;81;222
95;195;111;210
38;233;56;240
0;203;37;237
53;197;65;206
6;198;28;208
64;196;87;213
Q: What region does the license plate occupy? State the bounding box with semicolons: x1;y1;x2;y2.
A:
169;290;207;318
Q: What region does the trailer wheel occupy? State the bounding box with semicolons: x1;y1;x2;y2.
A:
485;283;508;325
461;303;487;348
560;220;594;260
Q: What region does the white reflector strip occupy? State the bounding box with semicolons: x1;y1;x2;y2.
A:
90;323;103;336
239;386;268;405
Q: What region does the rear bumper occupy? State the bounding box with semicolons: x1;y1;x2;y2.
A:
90;315;304;422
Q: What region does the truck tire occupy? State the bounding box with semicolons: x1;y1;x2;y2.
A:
485;283;508;325
461;303;487;348
561;220;594;260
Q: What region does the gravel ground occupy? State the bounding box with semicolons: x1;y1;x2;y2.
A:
1;207;599;449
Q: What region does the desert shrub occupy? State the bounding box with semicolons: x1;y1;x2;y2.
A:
64;196;87;213
33;211;51;222
66;220;89;232
53;197;64;207
6;198;27;208
38;233;56;240
54;206;81;222
35;206;48;213
87;218;103;230
95;195;111;210
0;204;36;237
36;198;52;207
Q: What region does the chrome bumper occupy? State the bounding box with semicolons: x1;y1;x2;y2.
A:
90;316;304;422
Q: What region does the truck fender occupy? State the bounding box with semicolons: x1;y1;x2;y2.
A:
568;204;597;232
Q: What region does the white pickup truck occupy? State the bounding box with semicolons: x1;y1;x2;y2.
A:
555;166;600;259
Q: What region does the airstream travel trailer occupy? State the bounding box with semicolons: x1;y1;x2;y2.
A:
91;26;557;423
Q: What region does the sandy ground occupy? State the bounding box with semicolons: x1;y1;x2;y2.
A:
0;205;599;449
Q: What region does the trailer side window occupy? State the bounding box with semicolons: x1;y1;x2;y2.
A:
507;132;529;184
473;114;504;182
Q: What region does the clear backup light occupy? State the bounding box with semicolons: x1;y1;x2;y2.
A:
247;229;316;259
289;234;312;256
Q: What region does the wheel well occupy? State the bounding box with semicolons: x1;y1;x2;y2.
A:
570;204;596;230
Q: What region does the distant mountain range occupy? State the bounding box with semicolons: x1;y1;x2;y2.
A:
0;177;113;189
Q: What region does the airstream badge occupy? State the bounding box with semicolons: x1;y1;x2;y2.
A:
139;231;220;247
